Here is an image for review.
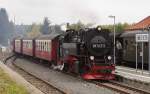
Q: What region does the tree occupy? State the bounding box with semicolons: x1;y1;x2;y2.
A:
51;24;62;33
0;8;15;46
40;17;50;34
27;23;41;38
68;20;85;31
101;23;130;32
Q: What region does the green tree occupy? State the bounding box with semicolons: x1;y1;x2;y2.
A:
67;20;93;31
101;23;130;32
0;8;15;46
27;23;41;38
40;17;50;34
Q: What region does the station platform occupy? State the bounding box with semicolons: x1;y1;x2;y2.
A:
116;66;150;83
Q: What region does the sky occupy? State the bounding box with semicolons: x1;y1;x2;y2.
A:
0;0;150;25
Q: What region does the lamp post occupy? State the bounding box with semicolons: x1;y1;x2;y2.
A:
109;15;116;65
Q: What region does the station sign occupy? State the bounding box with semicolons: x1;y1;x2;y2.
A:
136;34;149;42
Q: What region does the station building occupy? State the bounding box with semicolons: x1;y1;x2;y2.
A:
125;16;150;31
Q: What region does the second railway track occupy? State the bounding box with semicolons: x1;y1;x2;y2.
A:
93;80;150;94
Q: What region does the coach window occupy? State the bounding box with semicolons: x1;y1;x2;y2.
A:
39;41;40;51
47;42;48;52
26;41;28;48
37;41;39;50
28;41;29;48
26;41;27;48
45;42;47;51
30;41;32;48
47;41;49;52
30;41;31;48
44;41;46;51
29;41;30;48
41;41;42;51
43;41;45;51
40;41;42;51
39;41;41;51
42;41;44;51
41;41;43;51
47;42;49;52
23;41;26;47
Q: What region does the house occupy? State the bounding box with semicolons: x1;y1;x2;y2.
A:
126;16;150;31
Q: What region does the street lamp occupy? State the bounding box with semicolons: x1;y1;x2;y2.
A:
108;15;116;65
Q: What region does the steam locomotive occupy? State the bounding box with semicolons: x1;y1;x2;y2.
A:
13;27;115;80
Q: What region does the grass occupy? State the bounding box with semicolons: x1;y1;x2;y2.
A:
0;68;29;94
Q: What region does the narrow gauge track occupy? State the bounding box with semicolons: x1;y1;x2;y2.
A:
4;56;65;94
92;80;150;94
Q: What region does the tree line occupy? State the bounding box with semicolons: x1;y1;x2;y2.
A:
26;17;62;38
0;8;131;46
27;19;130;38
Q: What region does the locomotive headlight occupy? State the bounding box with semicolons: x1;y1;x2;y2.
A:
97;27;101;31
90;56;94;60
107;56;112;60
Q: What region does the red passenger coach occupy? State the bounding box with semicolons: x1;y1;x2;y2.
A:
14;38;22;54
35;34;59;62
22;38;35;56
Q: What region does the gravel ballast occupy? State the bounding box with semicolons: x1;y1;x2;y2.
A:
14;57;118;94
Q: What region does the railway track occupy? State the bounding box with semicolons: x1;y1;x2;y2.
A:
93;80;150;94
4;55;150;94
4;56;65;94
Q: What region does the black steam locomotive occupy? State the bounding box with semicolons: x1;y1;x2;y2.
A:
60;27;115;79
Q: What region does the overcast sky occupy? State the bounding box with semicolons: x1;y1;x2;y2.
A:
0;0;150;25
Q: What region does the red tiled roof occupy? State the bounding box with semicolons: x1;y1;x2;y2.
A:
125;16;150;31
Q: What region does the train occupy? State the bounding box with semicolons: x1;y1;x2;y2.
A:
12;27;115;80
118;30;149;66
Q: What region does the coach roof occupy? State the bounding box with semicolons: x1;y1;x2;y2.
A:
120;30;148;37
36;33;61;40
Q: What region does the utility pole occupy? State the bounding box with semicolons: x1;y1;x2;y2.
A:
109;15;116;65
